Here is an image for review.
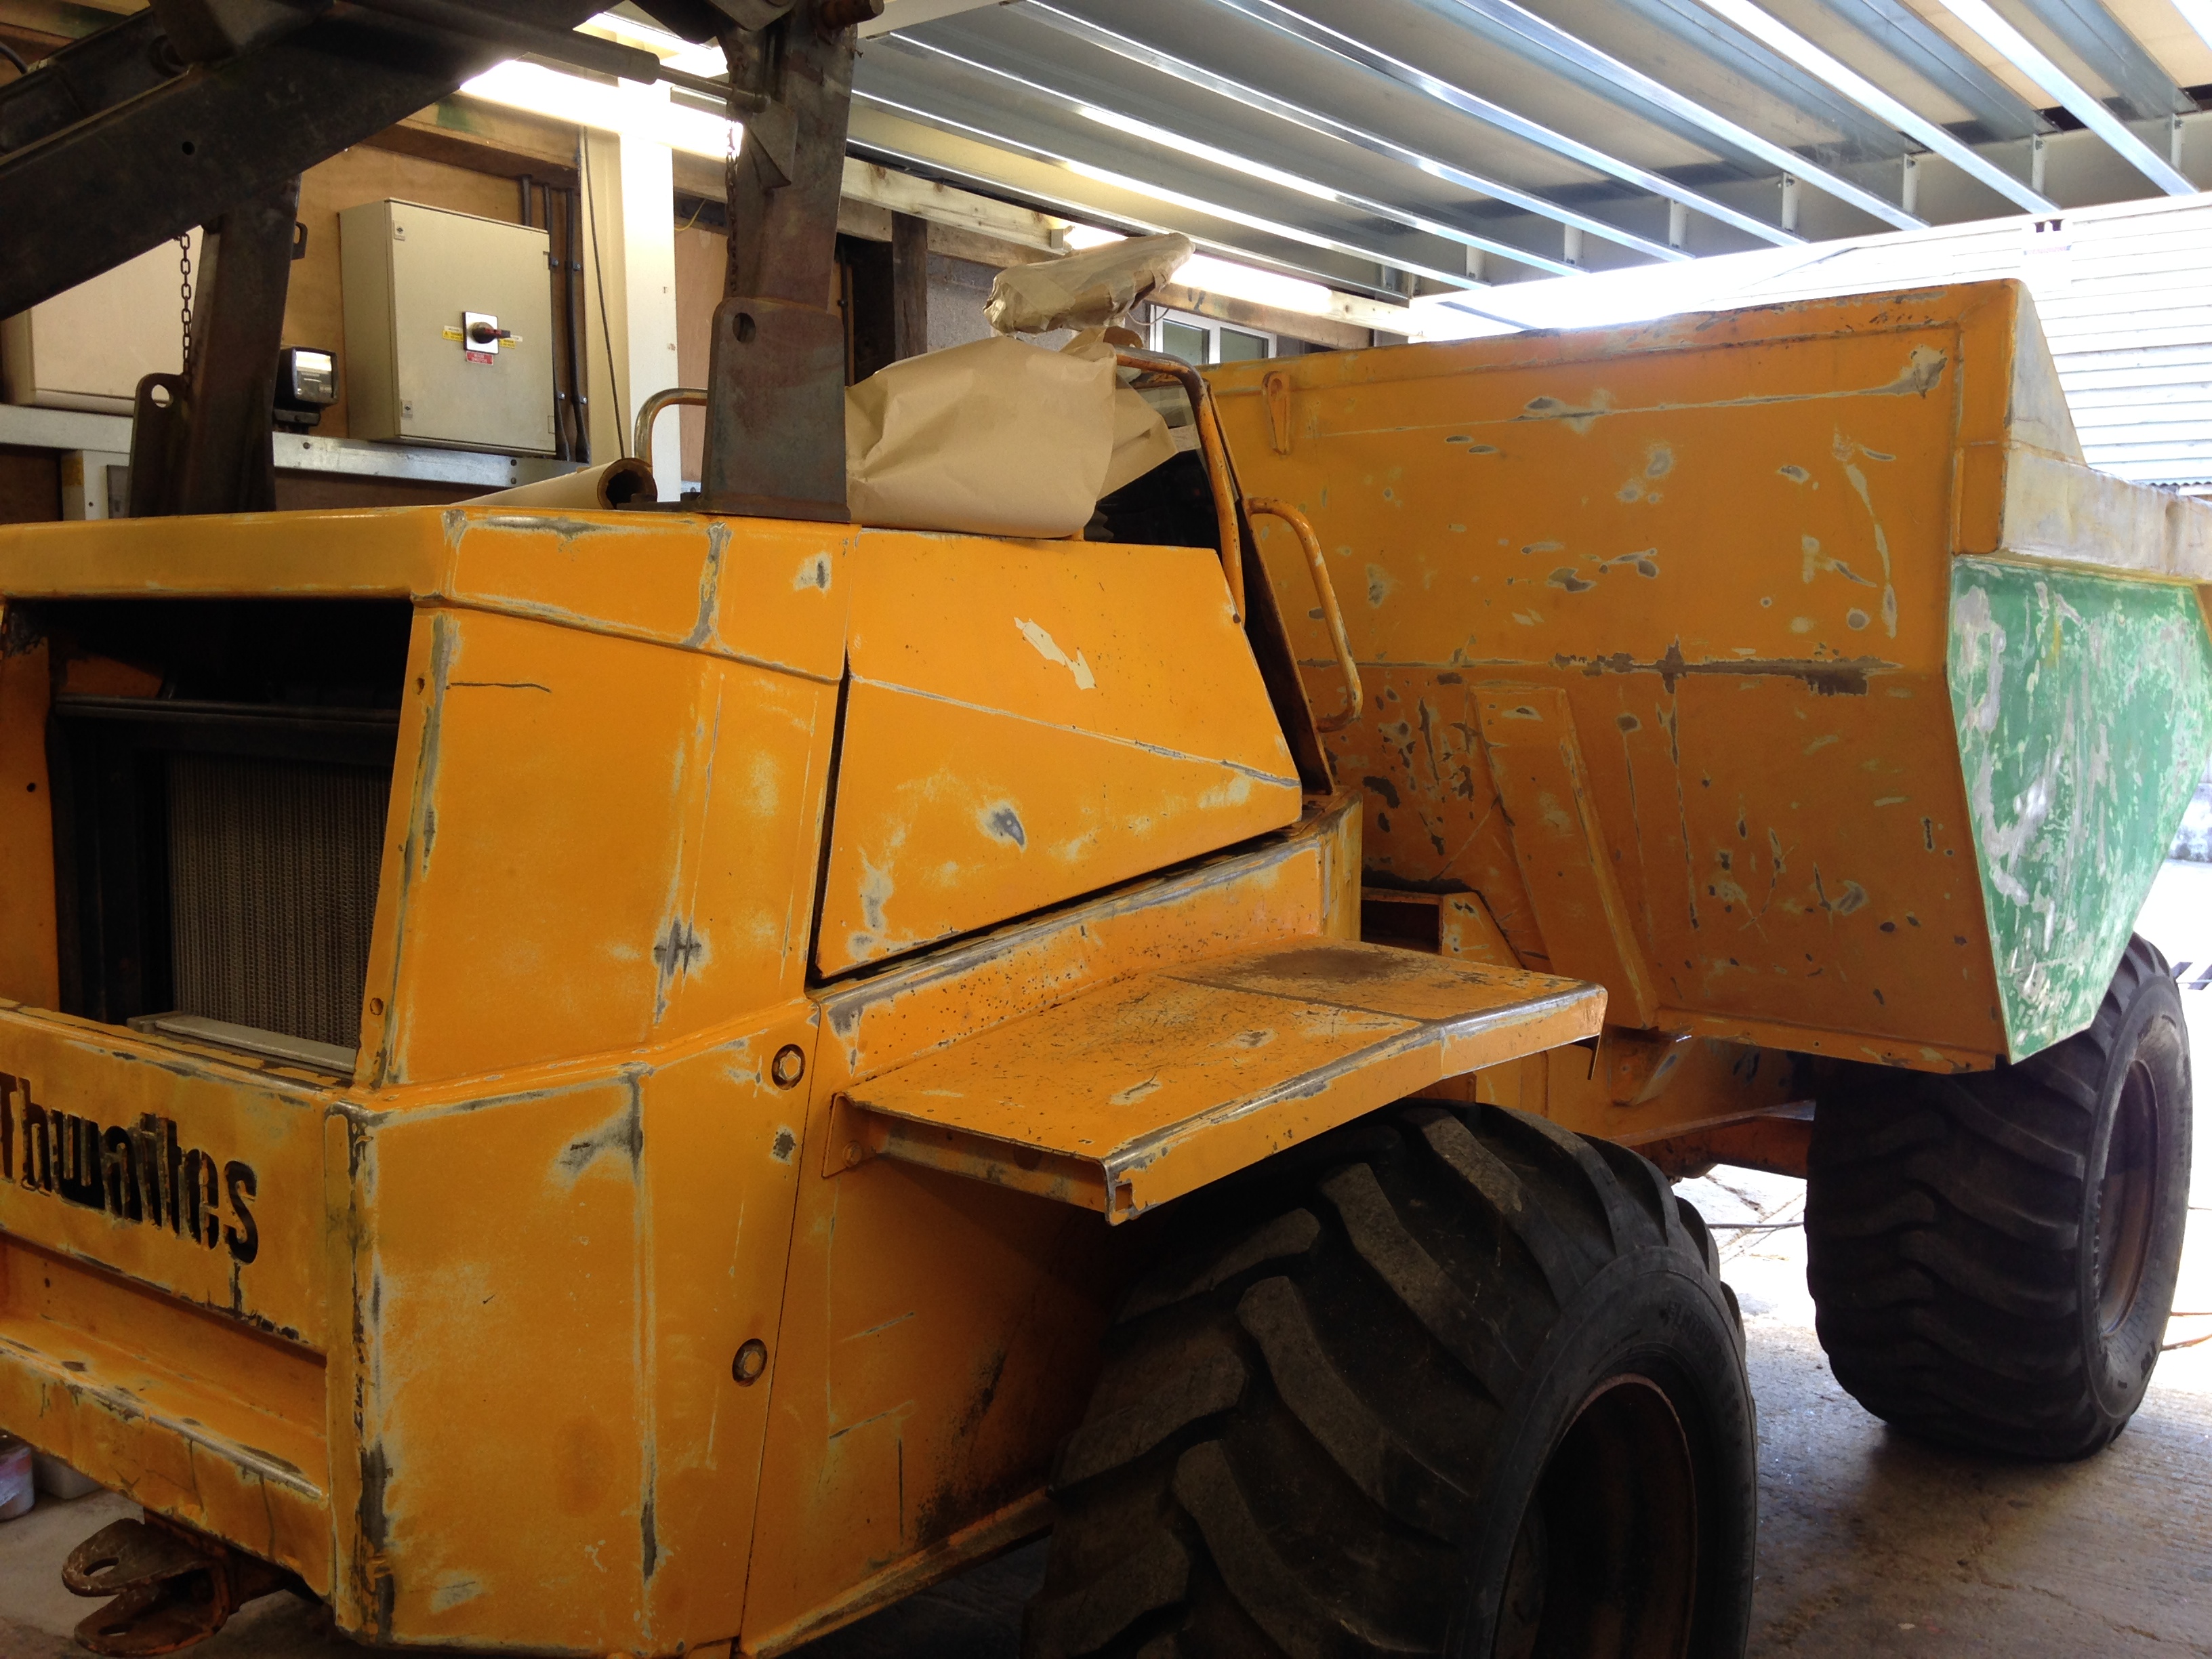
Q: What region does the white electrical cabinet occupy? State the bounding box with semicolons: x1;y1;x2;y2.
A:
1;235;195;414
340;200;556;455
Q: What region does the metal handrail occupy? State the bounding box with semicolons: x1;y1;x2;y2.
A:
634;386;705;471
1244;497;1361;733
1114;349;1246;621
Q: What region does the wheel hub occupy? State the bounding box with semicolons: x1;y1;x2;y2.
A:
2093;1058;2160;1337
1496;1372;1699;1659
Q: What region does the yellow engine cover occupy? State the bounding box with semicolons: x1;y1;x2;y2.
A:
815;531;1301;975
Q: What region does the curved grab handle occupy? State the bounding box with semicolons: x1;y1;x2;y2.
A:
1243;497;1361;733
1113;350;1245;621
634;386;706;470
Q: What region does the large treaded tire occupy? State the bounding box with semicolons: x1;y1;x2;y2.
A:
1807;933;2192;1460
1022;1101;1757;1659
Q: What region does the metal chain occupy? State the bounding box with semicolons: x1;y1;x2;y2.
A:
723;91;741;294
176;232;194;373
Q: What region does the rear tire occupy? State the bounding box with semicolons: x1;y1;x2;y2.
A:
1806;933;2192;1458
1023;1101;1757;1659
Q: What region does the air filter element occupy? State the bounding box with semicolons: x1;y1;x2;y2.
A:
165;753;389;1051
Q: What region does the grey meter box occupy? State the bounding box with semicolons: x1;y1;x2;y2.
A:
340;199;555;455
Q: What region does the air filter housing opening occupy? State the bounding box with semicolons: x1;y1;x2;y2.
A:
33;598;412;1070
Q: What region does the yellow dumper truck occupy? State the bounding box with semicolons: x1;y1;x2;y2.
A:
0;5;2203;1655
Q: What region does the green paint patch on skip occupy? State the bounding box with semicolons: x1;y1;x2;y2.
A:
1950;557;2212;1059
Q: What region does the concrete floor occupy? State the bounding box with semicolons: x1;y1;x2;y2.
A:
5;872;2211;1658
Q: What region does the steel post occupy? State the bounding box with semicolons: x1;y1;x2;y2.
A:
700;0;874;520
127;176;301;518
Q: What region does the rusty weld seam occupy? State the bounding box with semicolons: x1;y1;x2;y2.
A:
1250;310;1958;402
815;802;1355;1036
1294;651;1902;682
54;1029;333;1099
337;1065;648;1128
432;596;840;686
682;518;732;651
474;513;630;537
848;675;1301;790
1106;989;1604;1176
1315;352;1957;437
1557;644;1896;693
1151;966;1580;1026
372;613;457;1085
35;1372;323;1497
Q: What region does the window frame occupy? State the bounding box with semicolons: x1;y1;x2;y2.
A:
1151;308;1277;366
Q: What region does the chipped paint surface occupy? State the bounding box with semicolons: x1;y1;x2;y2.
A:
1204;282;2190;1070
1475;687;1658;1027
371;606;839;1085
0;496;1378;1659
741;794;1359;1643
1012;617;1095;689
817;533;1299;974
840;941;1602;1221
0;1013;335;1607
329;1010;817;1651
1949;557;2212;1056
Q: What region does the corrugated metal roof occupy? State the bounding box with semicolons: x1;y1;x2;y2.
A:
860;0;2212;312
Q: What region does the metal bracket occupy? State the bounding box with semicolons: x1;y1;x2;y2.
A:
63;1515;292;1656
1605;1027;1696;1107
1262;369;1292;454
148;0;325;64
744;98;800;188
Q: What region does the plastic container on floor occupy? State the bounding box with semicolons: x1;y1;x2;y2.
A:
33;1452;100;1501
0;1435;33;1520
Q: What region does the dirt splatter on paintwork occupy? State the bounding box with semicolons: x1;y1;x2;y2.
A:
980;804;1027;850
1950;558;2212;1056
1832;432;1900;638
1881;345;1948;396
653;918;707;1018
1801;535;1876;589
554;1088;644;1181
1210;285;2209;1080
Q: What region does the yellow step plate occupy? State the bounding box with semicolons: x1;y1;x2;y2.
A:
831;941;1603;1221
